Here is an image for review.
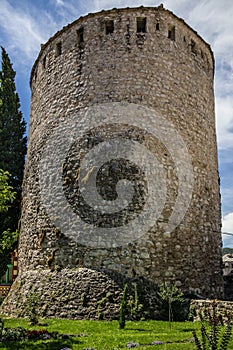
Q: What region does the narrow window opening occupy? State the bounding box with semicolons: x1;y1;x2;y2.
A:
56;42;62;57
183;36;186;42
43;56;46;69
168;25;175;41
99;19;105;32
137;17;147;33
190;39;196;54
156;22;160;30
105;20;114;35
77;27;84;45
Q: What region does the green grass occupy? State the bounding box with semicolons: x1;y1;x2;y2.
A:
0;318;232;349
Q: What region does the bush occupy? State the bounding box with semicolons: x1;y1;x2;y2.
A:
192;300;232;350
25;292;40;325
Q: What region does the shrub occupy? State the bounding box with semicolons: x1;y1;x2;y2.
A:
192;300;232;350
25;292;40;325
128;283;144;321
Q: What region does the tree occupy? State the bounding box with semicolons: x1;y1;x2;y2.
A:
0;169;18;277
158;282;184;329
0;46;27;233
0;169;15;211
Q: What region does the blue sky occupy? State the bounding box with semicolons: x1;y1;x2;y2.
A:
1;0;233;247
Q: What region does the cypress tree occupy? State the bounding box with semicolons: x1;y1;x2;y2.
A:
0;46;27;234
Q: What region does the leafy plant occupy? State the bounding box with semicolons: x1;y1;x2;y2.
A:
128;283;143;320
0;318;71;342
0;169;18;277
158;282;184;329
97;292;112;320
192;300;232;350
0;169;16;212
25;292;41;325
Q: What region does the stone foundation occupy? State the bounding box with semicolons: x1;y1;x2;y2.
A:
1;267;159;319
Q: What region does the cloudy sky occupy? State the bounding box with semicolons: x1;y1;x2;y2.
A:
1;0;233;247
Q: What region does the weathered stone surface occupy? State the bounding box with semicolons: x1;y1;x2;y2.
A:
191;299;233;323
1;5;223;318
2;267;160;319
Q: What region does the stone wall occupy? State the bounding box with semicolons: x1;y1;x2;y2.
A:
1;5;223;318
191;299;233;322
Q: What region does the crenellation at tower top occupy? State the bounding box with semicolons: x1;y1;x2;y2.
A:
30;5;214;87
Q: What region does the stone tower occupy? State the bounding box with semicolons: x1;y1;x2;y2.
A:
2;5;223;319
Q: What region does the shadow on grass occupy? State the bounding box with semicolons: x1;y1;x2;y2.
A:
0;338;80;349
125;328;152;332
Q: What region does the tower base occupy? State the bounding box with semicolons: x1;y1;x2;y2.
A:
0;267;160;320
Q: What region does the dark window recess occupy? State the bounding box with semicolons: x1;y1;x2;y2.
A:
56;42;62;57
137;17;147;33
77;27;84;45
156;23;160;30
168;26;175;41
183;36;186;42
190;39;196;54
43;56;46;69
105;20;114;35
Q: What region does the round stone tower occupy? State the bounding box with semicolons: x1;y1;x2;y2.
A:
2;5;223;319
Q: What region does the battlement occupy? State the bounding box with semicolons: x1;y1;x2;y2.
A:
30;5;214;86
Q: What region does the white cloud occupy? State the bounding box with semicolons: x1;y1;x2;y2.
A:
216;96;233;149
223;213;233;233
54;0;64;5
0;0;59;62
222;212;233;247
91;0;157;11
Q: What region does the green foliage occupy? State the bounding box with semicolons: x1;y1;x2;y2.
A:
119;283;128;329
0;229;18;251
128;283;144;320
0;46;27;284
192;301;232;350
0;317;73;344
158;282;185;329
0;169;18;276
0;169;15;212
119;283;146;328
25;293;41;325
0;318;221;349
96;292;113;320
0;46;27;235
222;248;233;256
81;292;87;306
0;228;18;277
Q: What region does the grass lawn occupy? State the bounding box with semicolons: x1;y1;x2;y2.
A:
0;318;232;349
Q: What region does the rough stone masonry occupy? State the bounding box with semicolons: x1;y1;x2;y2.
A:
1;5;223;319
